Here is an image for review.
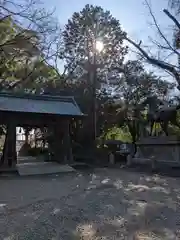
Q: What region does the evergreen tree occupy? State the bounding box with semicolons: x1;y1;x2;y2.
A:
62;4;128;87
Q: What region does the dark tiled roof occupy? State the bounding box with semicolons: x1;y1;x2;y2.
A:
0;92;83;116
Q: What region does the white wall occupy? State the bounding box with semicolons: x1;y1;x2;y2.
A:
16;127;35;141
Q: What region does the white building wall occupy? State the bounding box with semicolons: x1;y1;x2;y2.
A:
16;127;35;141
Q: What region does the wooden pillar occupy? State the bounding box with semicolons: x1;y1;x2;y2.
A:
1;123;17;167
49;119;73;164
53;121;65;163
63;120;73;164
52;125;60;162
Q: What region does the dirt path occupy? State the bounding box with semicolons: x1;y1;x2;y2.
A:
0;168;180;239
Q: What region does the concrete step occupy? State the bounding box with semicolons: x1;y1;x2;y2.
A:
17;156;43;163
16;162;76;176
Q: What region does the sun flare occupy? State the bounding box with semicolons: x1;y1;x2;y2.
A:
95;40;104;52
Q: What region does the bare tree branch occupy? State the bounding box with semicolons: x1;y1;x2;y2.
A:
125;37;180;85
124;2;180;89
164;9;180;29
145;0;180;56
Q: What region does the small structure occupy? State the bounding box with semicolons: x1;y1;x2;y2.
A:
104;140;133;164
126;97;180;170
127;136;180;169
0;92;84;174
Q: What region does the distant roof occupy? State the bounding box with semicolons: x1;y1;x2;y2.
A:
0;92;84;117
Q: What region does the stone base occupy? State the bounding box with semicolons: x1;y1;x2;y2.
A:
109;153;115;165
128;157;157;170
136;135;180;145
128;136;180;170
17;162;76;176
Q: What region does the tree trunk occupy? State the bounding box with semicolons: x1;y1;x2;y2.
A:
25;129;29;144
34;129;37;148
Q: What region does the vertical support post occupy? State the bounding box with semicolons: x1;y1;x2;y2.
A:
1;123;17;167
63;120;73;164
51;119;73;164
53;122;63;163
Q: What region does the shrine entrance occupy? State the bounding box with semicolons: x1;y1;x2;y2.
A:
0;93;84;172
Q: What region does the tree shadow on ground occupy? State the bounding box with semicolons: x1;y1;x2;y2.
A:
71;170;180;239
1;169;180;239
121;163;180;178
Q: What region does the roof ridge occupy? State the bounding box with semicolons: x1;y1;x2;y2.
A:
0;92;84;117
0;92;75;103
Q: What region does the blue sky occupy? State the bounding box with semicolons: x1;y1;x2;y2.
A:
44;0;171;43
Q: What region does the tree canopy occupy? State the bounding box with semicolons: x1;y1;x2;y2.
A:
62;4;128;87
0;0;61;91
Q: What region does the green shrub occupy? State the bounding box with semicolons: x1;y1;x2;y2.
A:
100;126;132;143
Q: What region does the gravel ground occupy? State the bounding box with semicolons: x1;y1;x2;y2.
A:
1;168;180;239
